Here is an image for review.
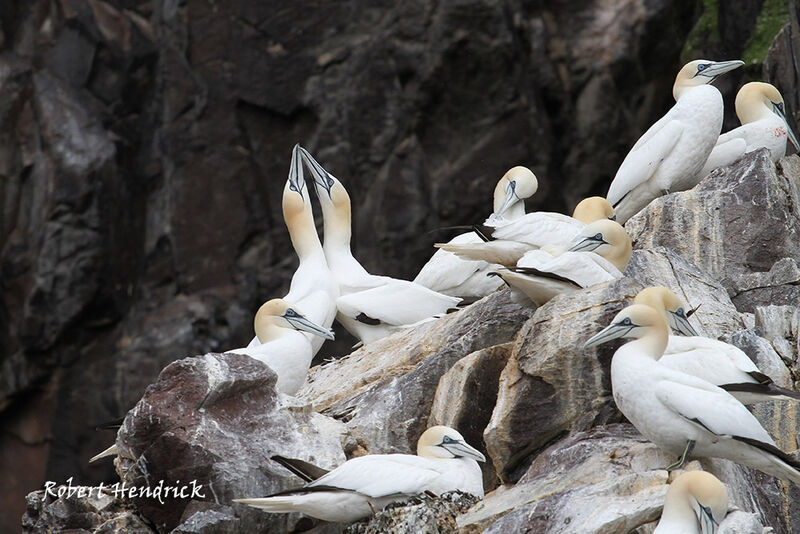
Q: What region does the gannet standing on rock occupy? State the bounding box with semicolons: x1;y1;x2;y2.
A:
653;471;728;534
607;59;744;224
634;286;800;404
584;304;800;484
414;166;538;298
697;81;800;178
234;426;485;523
490;219;631;306
435;197;616;267
299;147;461;345
227;298;335;395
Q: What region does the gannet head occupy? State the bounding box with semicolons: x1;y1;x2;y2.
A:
735;82;799;151
673;59;744;100
298;145;336;198
417;426;486;462
583;304;667;349
567;219;632;272
572;197;616;224
254;299;335;343
659;471;728;533
283;146;310;221
492;166;538;219
634;286;699;336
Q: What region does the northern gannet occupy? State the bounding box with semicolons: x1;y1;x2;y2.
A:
244;145;338;356
653;471;728;534
607;59;744;223
697;81;800;177
490;219;631;306
299;147;461;344
635;286;800;404
414;167;538;298
227;298;335;395
234;425;485;523
584;304;800;483
434;197;616;267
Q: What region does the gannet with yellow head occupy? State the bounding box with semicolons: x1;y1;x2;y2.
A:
698;81;800;177
584;304;800;484
299;147;461;345
634;286;800;404
607;59;744;224
227;298;334;395
414;167;538;298
490;219;631;306
234;425;485;523
653;471;728;534
435;196;616;267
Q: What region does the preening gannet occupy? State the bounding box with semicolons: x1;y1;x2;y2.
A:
227;298;335;395
584;304;800;484
435;197;616;267
697;81;800;178
414;167;538;298
234;425;485;523
490;219;631;306
243;145;338;356
607;59;744;224
635;287;800;404
299;147;461;344
653;471;728;534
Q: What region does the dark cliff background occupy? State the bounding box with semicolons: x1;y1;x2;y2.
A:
1;0;798;530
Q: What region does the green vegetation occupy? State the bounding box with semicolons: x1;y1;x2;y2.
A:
742;0;791;64
681;0;720;63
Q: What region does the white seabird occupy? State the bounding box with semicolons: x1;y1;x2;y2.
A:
653;470;728;534
243;145;338;356
414;166;538;298
584;304;800;483
634;286;800;404
490;219;631;306
227;298;335;395
697;81;800;178
435;196;616;267
234;425;485;523
299;147;461;344
607;59;744;224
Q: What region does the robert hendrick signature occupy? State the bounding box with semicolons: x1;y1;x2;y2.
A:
43;477;206;505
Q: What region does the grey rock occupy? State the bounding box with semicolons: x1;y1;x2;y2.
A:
626;151;800;313
345;491;478;534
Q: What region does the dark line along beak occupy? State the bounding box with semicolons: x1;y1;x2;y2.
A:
568;233;607;253
287;143;305;196
298;146;335;198
493;180;519;219
773;102;800;151
441;440;486;462
284;312;336;340
695;501;719;534
670;310;699;336
584;322;635;348
697;59;744;83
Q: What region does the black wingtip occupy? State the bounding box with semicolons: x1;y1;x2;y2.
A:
271;455;330;483
472;224;493;243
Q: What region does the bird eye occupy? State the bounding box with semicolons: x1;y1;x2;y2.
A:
697;63;709;72
285;309;297;317
441;436;454;444
289;183;298;192
508;180;516;192
594;233;603;240
776;102;785;113
676;308;686;318
620;318;632;326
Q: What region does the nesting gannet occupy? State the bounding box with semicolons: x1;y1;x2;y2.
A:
227;298;335;395
243;146;338;356
298;147;461;344
490;219;631;306
635;287;800;404
435;197;615;267
414;167;538;298
234;425;485;523
697;81;800;178
584;304;800;483
607;59;744;224
653;471;728;534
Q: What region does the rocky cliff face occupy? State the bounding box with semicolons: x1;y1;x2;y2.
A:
4;0;799;532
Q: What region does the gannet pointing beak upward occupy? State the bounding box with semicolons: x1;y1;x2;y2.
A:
585;304;800;484
234;425;485;523
653;471;728;534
